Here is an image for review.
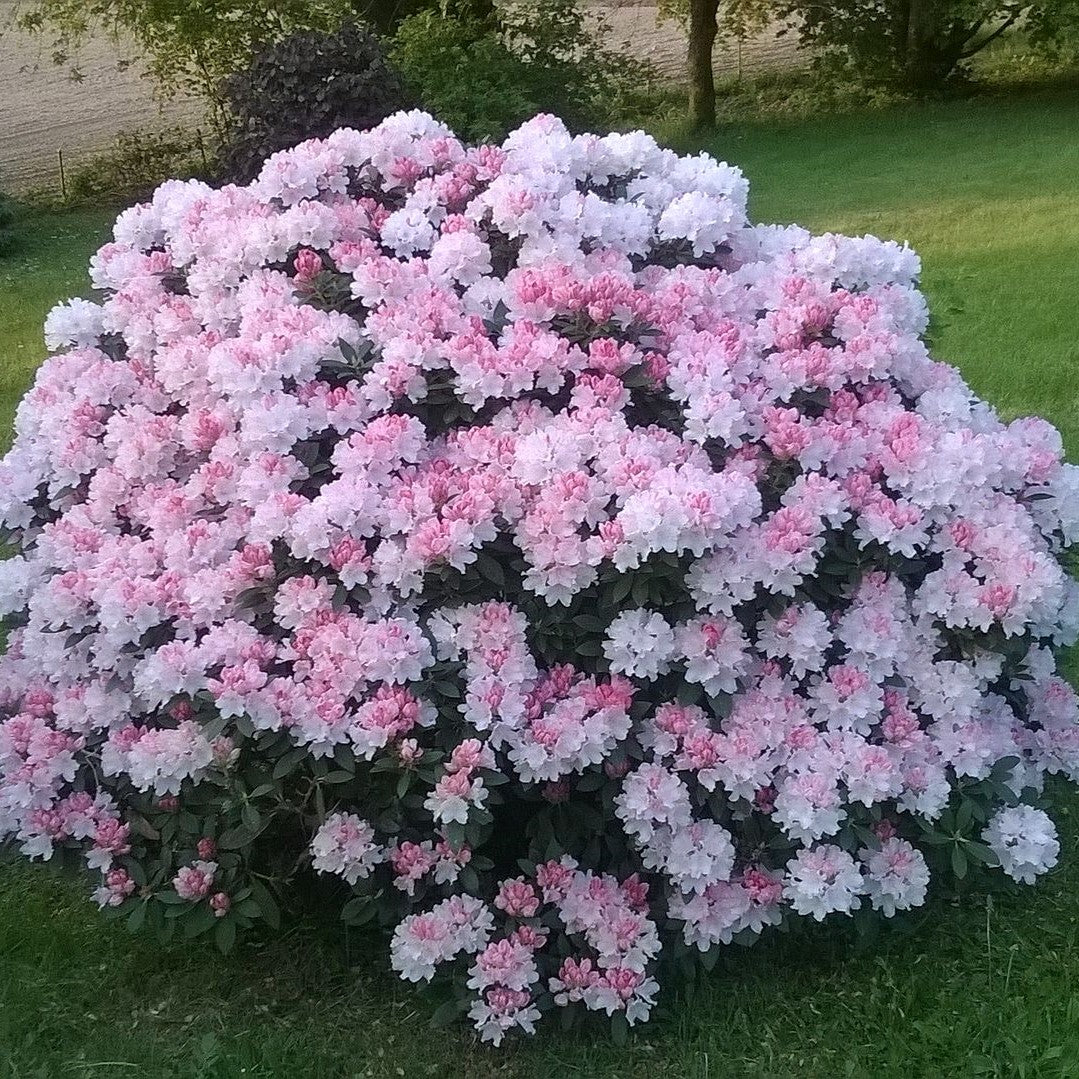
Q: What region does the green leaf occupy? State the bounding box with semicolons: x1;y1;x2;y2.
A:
247;878;281;930
183;904;217;938
609;575;633;604
966;841;1000;867
951;843;968;880
852;824;881;851
431;998;462;1027
610;1010;629;1046
218;825;252;850
214;918;237;954
322;770;354;784
273;747;309;779
234;898;262;919
126;900;147;934
676;681;703;706
474;551;505;588
631;578;650;607
341;896;377;926
921;832;952;846
127;812;160;841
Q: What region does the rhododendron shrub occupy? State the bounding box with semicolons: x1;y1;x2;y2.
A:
2;110;1078;1043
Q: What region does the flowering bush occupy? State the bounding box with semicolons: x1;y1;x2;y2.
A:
3;110;1079;1044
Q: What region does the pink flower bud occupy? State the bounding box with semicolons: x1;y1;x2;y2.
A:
542;780;570;803
398;737;422;765
168;700;194;721
211;736;238;768
293;248;323;282
210;891;231;918
874;819;898;841
173;860;216;901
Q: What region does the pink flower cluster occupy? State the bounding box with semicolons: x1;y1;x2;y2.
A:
391;859;659;1043
1;110;1077;1042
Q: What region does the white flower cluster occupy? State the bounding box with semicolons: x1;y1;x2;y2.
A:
983;805;1060;885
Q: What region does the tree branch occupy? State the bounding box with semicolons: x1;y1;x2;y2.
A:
959;12;1022;59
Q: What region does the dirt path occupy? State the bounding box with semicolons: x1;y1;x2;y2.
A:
0;1;802;195
0;1;204;194
598;4;802;82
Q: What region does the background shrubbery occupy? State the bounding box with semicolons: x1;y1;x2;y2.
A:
15;0;1079;207
771;0;1079;93
389;9;544;144
15;0;656;204
217;21;414;183
390;0;653;142
63;128;211;206
0;188;15;257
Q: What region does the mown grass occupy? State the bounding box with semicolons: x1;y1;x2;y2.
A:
3;85;1079;1078
0;208;116;446
695;83;1079;456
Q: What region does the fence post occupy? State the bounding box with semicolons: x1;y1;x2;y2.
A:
58;148;67;200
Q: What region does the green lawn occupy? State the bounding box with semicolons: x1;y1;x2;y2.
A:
694;85;1079;456
4;87;1079;1078
0;209;116;446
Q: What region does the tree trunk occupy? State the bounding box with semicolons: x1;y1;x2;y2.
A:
688;0;720;131
904;0;942;93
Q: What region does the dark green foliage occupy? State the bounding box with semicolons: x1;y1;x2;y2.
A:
217;22;414;184
773;0;1079;93
352;0;494;33
0;189;15;257
390;0;653;143
390;13;536;142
